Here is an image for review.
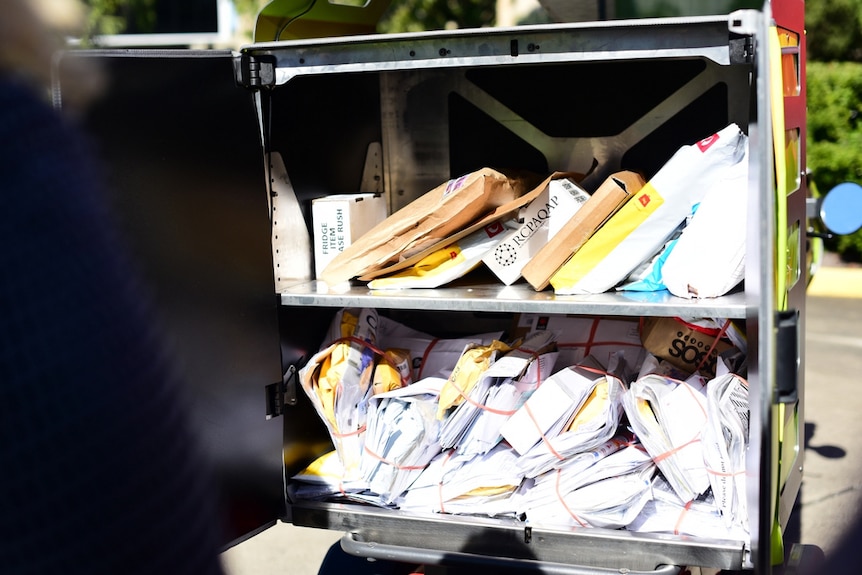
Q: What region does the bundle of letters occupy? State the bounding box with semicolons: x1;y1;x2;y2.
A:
293;308;751;542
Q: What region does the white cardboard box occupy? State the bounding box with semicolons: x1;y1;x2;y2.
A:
312;193;387;279
482;178;590;285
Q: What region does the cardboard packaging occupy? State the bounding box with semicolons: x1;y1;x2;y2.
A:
521;171;644;291
319;168;541;285
482;177;590;286
312;193;388;279
640;317;735;378
356;171;580;282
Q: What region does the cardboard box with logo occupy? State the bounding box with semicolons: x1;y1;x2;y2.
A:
482;177;591;285
639;317;737;378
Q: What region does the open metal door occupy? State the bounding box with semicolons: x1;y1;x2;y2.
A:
54;50;285;548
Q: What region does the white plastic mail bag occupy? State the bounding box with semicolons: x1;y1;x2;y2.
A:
661;143;750;298
551;124;748;294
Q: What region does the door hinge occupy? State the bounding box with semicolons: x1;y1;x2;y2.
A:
776;309;800;404
729;35;756;65
235;53;276;90
265;364;299;419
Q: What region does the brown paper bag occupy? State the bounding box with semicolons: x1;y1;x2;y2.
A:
320;168;539;285
360;171;586;282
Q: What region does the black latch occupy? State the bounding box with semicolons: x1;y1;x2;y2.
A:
729;35;755;65
776;309;800;404
235;53;276;90
265;364;299;419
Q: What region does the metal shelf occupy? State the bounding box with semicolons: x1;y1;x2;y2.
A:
290;500;747;572
279;280;747;319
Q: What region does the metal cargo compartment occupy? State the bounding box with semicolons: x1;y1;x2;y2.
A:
56;4;809;574
253;7;806;573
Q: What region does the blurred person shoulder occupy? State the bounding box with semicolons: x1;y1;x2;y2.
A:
0;2;228;575
0;0;102;111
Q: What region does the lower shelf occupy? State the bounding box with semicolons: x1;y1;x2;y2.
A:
288;500;747;572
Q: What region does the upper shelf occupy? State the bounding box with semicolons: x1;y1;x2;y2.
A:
279;280;748;318
245;12;762;82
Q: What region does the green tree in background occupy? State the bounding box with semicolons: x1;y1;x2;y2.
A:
80;0;504;37
377;0;497;33
807;61;862;259
806;0;862;62
806;63;862;187
80;0;156;37
80;0;269;40
806;0;862;260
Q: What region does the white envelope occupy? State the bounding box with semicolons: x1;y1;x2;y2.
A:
500;366;595;455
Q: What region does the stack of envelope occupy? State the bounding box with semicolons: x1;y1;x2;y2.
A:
439;330;558;455
622;373;711;503
361;377;446;504
436;339;513;421
292;307;752;541
298;308;380;480
298;308;510;482
628;475;749;540
514;368;626;478
288;450;369;501
376;313;504;381
398;443;524;517
548;463;656;529
516;436;654;528
702;372;750;529
500;359;620;458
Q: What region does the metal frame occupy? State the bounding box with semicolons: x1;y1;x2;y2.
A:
243;9;795;573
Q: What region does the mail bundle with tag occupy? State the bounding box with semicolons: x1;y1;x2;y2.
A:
291;306;752;537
